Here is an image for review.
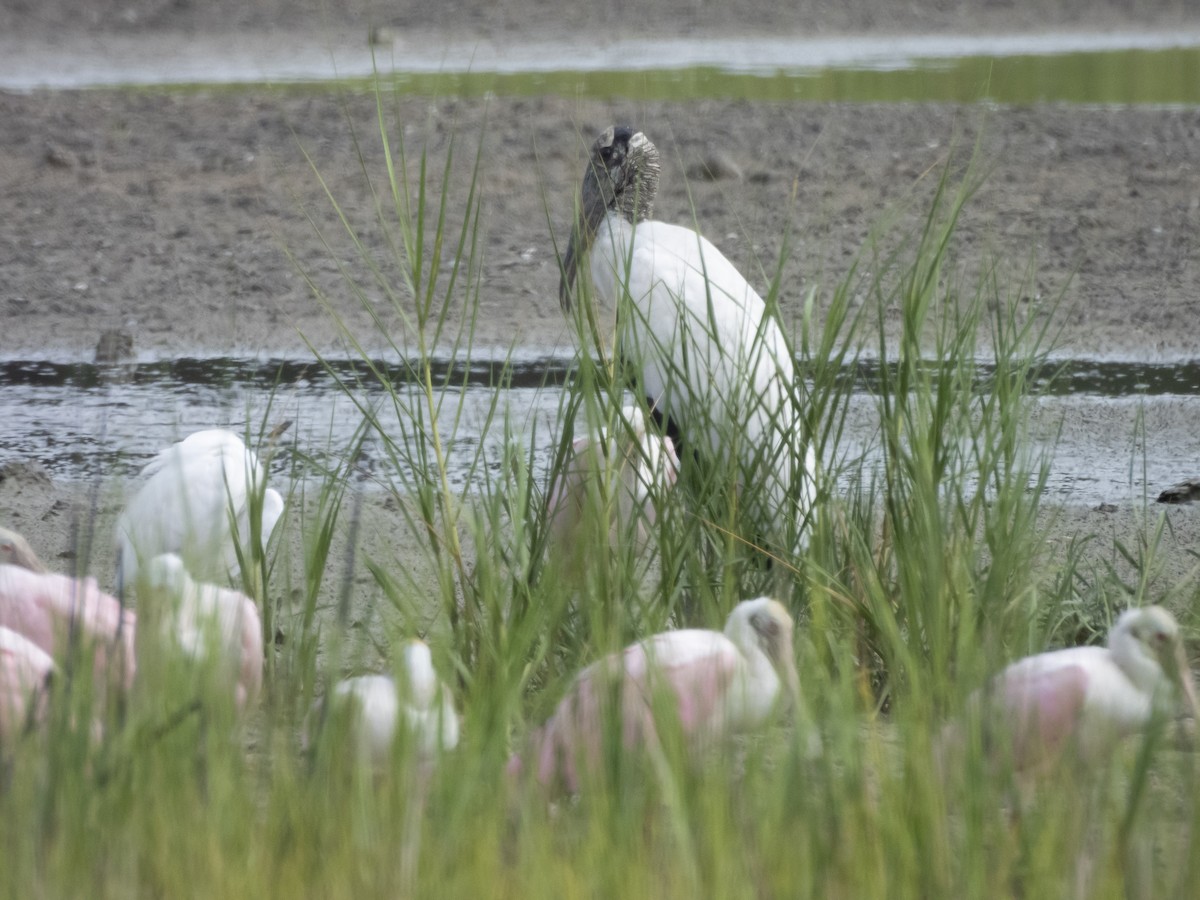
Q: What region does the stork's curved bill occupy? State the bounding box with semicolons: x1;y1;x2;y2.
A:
510;596;801;792
560;126;815;559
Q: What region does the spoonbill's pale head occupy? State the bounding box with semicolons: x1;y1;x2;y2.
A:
140;551;189;592
309;639;459;767
546;404;679;556
398;638;461;756
561;125;661;311
398;639;439;710
724;596;802;718
0;527;47;573
1110;605;1199;719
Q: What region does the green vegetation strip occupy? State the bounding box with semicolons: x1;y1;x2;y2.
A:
305;46;1200;104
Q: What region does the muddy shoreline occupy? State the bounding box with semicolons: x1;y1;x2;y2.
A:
3;91;1200;362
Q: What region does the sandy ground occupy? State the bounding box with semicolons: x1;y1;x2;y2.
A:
3;91;1200;361
2;1;1200;636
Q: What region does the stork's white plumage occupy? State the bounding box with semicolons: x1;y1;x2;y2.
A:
561;126;815;559
116;429;284;587
974;605;1199;773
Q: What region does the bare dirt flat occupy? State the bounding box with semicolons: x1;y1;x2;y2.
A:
3;73;1200;360
3;1;1200;361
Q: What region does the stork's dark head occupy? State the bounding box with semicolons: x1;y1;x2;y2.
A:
559;126;661;312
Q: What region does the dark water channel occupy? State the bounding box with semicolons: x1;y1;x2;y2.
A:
1;355;1198;506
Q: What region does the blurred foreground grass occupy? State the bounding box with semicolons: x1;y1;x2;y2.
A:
3;95;1199;900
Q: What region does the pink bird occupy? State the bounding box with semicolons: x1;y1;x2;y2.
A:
970;605;1200;774
546;405;679;558
136;553;264;710
511;596;801;791
0;561;137;694
0;625;55;740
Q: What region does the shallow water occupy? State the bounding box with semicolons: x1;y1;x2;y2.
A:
2;31;1200;104
2;356;1197;507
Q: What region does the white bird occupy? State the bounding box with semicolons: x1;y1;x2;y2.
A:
116;429;284;588
510;596;801;792
545;404;679;559
307;640;460;767
136;553;264;710
0;625;55;740
560;126;816;559
971;605;1200;774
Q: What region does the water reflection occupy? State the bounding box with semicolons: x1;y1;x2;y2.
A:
1;355;1199;506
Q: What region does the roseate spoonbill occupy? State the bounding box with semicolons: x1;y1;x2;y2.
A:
973;606;1200;774
511;596;801;791
115;429;284;587
0;626;54;740
559;126;816;559
546;404;679;557
0;561;137;693
137;553;263;710
307;640;460;766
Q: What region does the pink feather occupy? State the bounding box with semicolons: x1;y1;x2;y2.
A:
0;564;137;693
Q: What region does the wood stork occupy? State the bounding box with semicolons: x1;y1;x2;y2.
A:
545;404;679;559
560;126;816;560
970;606;1200;774
509;596;801;791
0;625;55;740
0;532;137;694
307;639;460;767
115;429;284;588
136;553;263;710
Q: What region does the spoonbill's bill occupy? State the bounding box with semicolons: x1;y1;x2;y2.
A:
0;625;55;740
0;547;137;694
546;404;679;557
559;126;816;559
307;640;460;766
510;596;801;791
975;605;1199;773
116;429;284;587
0;527;48;572
137;553;263;710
